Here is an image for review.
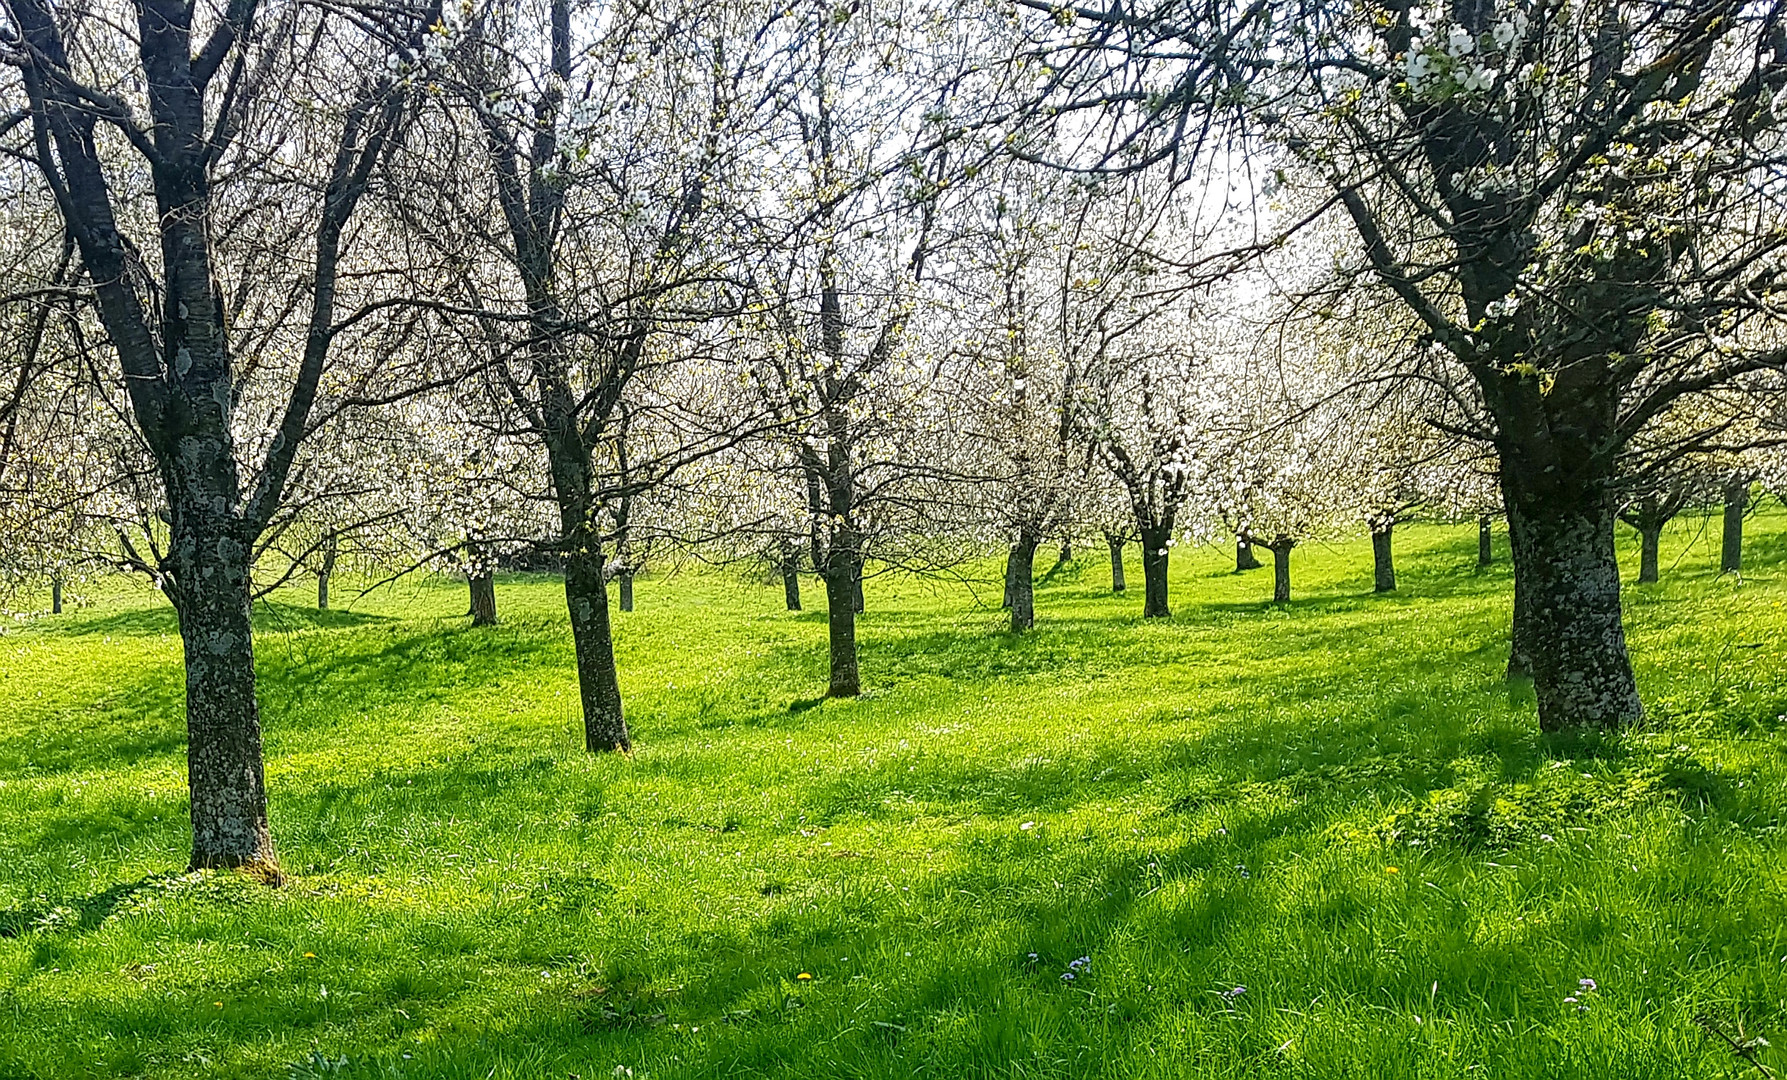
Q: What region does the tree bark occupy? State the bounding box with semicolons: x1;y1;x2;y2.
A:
1268;538;1294;603
823;552;861;697
852;559;865;613
469;570;497;626
1478;516;1493;567
1139;526;1171;618
1721;479;1748;575
1503;482;1641;729
781;553;802;611
1638;525;1661;584
317;534;337;611
1056;537;1073;566
51;575;63;615
618;571;635;613
1001;547;1015;608
1236;537;1263;571
1371;523;1396;593
1106;532;1126;593
1008;531;1040;631
169;520;280;880
566;549;629;751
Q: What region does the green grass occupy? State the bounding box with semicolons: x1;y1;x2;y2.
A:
2;511;1786;1079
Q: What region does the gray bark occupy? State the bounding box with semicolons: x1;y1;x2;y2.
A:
1722;480;1748;574
781;552;801;611
823;545;861;697
469;571;497;626
1140;526;1171;618
567;549;629;751
1372;524;1396;593
1105;532;1126;593
1008;531;1040;631
1478;516;1493;567
618;571;635;613
51;576;62;615
317;535;337;611
1236;538;1263;571
1267;538;1294;603
1639;525;1661;584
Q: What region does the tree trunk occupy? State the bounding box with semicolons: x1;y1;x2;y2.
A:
1236;537;1262;571
566;548;629;751
1638;525;1661;584
1106;533;1126;593
1371;524;1396;593
618;571;635;613
1721;479;1748;575
1056;537;1073;566
469;570;497;626
317;534;337;611
1270;540;1293;603
1139;526;1171;618
168;521;280;881
1008;532;1040;631
852;560;865;613
781;553;801;611
50;575;62;615
823;556;860;697
1503;485;1641;730
1478;516;1493;567
1001;547;1015;608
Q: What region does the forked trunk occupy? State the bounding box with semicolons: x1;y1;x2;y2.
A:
1638;525;1661;583
823;556;860;697
169;520;280;881
1504;483;1641;730
1371;524;1396;593
1722;480;1747;575
1139;526;1171;618
1269;539;1293;603
1008;532;1040;631
1236;538;1262;571
1478;516;1493;567
618;571;635;613
566;549;629;752
469;570;497;626
1106;532;1126;593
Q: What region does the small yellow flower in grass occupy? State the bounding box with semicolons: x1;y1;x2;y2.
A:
796;972;812;981
1386;867;1400;874
213;1001;223;1008
303;952;317;958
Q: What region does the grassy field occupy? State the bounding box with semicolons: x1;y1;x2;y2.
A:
2;513;1785;1079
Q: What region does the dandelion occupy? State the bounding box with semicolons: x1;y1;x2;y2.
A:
1386;866;1399;874
796;973;812;981
303;952;317;958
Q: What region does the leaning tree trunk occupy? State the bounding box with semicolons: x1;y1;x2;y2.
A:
317;534;337;611
1721;479;1748;575
1269;539;1293;603
618;570;635;613
1236;538;1262;571
1007;531;1041;631
50;575;63;615
469;570;497;626
565;548;629;751
1139;525;1171;618
1106;532;1126;593
1503;480;1642;730
823;547;861;697
168;518;280;880
1478;516;1493;567
1638;525;1661;584
1371;523;1396;593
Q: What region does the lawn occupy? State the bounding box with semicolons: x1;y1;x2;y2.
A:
1;513;1785;1079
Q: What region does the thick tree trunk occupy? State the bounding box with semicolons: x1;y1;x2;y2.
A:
781;555;801;611
1371;524;1396;593
1478;516;1493;567
1721;480;1748;575
566;549;629;752
1139;526;1171;618
1504;486;1641;730
1638;525;1661;583
1269;540;1293;603
618;571;635;613
1106;533;1126;593
169;522;280;881
469;571;497;626
51;575;62;615
317;534;337;611
1008;533;1040;631
1236;538;1263;571
823;559;860;697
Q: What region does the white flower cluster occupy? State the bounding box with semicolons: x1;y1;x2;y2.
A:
1402;6;1531;102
